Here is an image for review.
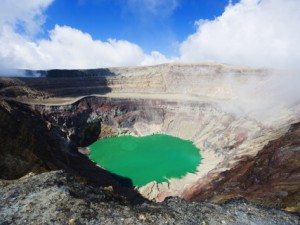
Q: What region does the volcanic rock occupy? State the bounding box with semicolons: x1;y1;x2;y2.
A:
0;63;299;217
0;170;299;225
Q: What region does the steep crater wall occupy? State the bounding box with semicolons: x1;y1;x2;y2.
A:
32;95;286;202
1;63;299;211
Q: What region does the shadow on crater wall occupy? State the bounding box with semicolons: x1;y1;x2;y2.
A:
0;99;146;204
18;69;116;97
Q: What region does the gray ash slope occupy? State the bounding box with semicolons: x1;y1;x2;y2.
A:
0;170;299;225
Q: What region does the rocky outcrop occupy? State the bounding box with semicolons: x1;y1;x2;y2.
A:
1;170;299;225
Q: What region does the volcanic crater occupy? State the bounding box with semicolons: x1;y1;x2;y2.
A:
1;63;299;212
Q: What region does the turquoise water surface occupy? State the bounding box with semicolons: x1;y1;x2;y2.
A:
88;134;201;186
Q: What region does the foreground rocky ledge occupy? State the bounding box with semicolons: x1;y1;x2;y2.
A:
0;170;299;225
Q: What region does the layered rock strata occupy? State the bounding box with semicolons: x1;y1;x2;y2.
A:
0;63;299;212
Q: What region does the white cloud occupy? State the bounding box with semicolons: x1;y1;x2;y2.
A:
0;0;53;36
0;25;171;69
0;0;170;70
180;0;300;69
2;0;300;71
178;0;300;124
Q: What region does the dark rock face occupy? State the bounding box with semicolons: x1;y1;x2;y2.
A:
0;170;299;225
0;100;54;179
185;122;300;212
0;99;144;203
35;96;164;146
18;75;112;97
0;73;112;98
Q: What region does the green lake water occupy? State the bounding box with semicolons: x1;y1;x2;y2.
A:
88;134;202;187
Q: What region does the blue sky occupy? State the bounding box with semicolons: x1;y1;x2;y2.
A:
0;0;300;69
43;0;237;56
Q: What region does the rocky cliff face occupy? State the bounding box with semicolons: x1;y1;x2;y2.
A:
0;99;145;202
0;63;299;214
0;100;54;179
184;122;300;212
